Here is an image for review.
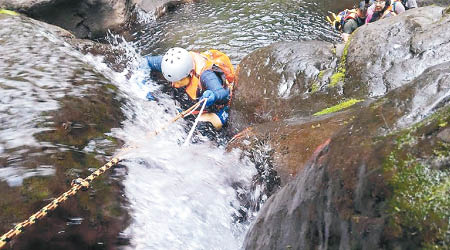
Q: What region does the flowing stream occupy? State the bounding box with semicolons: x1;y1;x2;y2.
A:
0;0;345;249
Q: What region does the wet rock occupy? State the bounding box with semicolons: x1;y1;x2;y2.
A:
135;0;197;18
243;62;450;249
345;6;449;97
437;127;450;142
0;0;129;39
418;0;450;7
228;109;361;186
0;14;128;250
230;41;340;133
0;0;197;39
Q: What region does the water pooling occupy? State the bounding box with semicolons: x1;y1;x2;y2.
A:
130;0;341;62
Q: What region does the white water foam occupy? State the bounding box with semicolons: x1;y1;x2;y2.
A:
85;35;258;249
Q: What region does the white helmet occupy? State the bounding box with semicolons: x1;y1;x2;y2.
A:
161;47;194;82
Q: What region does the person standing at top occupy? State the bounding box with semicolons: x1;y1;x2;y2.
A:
341;1;369;42
366;0;397;23
326;1;369;42
145;47;235;130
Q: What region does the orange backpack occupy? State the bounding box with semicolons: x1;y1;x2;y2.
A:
200;50;235;89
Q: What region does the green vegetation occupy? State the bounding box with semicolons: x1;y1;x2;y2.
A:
329;72;345;87
384;107;450;249
330;37;351;87
0;9;18;16
318;70;325;80
21;177;51;203
313;99;363;116
310;81;320;93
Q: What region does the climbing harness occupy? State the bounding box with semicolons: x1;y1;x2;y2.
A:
183;98;208;146
0;99;206;249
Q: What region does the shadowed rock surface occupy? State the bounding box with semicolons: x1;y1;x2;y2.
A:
0;13;129;249
230;6;450;249
0;0;196;38
242;61;450;250
230;41;340;133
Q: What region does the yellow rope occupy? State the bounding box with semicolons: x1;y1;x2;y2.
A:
0;99;205;249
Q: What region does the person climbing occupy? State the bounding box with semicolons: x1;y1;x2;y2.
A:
341;1;368;41
144;47;235;131
326;1;368;42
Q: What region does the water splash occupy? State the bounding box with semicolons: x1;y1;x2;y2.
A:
102;33;258;248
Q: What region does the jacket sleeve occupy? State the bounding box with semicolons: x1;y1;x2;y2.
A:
200;70;230;103
145;55;163;72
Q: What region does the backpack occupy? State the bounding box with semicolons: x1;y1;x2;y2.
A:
200;50;236;99
333;9;358;31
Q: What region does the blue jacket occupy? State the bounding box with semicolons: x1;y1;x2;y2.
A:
145;55;230;106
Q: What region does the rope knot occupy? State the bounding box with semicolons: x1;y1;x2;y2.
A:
71;178;89;191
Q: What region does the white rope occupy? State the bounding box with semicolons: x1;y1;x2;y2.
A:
183;98;208;146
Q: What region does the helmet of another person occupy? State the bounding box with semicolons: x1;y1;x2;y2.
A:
161;47;194;82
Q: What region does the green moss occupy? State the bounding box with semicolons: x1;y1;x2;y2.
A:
104;83;118;92
313;98;363;116
329;37;351;87
311;81;320;93
383;108;450;248
21;177;51;202
0;9;19;16
329;72;345;87
318;70;325;80
385;153;449;248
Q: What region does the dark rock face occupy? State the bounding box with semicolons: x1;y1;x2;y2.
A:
236;6;450;250
345;6;449;97
230;41;339;133
0;14;128;249
243;61;450;250
0;0;129;38
0;0;195;39
228;110;361;186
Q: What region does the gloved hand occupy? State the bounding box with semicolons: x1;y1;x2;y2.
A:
200;90;216;107
146;91;156;101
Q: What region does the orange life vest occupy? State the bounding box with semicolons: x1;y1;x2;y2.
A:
184;50;235;101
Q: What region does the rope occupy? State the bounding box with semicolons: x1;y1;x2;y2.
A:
0;99;205;249
146;99;205;137
0;157;120;249
183;98;208;146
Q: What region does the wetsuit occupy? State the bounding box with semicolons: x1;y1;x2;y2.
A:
145;55;230;125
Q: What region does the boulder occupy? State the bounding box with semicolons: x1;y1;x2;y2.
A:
0;0;196;39
243;61;450;250
230;41;340;133
344;6;449;97
228;107;362;186
134;0;196;18
0;13;128;249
